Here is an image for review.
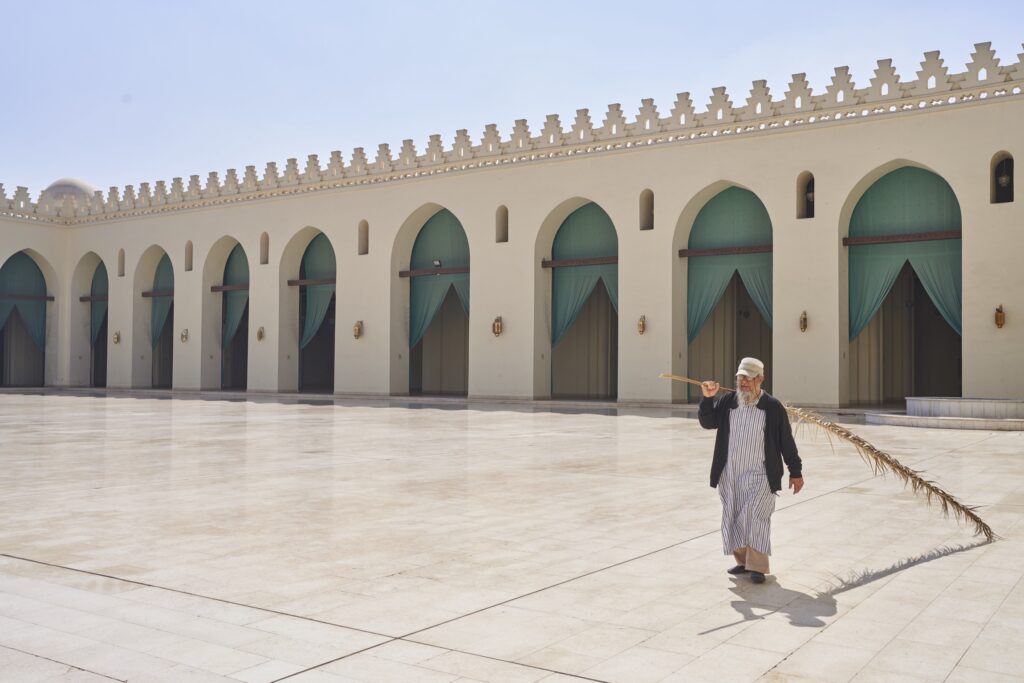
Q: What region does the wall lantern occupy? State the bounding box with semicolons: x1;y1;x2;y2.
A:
637;315;647;335
995;305;1006;329
997;171;1012;188
180;328;189;343
799;311;808;332
256;326;265;341
805;190;815;203
353;320;364;339
112;331;121;344
492;316;503;337
432;259;442;268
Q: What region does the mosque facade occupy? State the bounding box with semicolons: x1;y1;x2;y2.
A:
0;42;1021;406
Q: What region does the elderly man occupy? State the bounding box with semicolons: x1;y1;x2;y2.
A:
699;357;803;584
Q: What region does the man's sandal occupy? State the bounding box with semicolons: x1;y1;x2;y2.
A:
750;571;766;584
727;565;749;575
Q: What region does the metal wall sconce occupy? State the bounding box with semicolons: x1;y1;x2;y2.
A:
637;315;647;335
112;331;121;344
180;328;189;343
492;316;503;337
799;311;808;332
256;326;265;341
353;320;363;339
996;305;1006;329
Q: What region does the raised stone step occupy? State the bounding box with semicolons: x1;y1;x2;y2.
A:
907;397;1024;419
866;412;1024;430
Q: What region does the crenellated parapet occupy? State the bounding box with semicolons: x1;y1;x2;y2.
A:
3;41;1023;225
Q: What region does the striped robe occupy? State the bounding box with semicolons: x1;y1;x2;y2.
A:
718;401;775;556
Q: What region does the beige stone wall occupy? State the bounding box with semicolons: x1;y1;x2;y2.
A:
2;84;1022;405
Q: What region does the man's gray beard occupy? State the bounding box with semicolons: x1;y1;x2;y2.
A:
738;387;760;406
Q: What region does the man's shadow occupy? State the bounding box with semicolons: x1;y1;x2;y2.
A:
700;540;991;634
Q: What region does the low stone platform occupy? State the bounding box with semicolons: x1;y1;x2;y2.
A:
867;397;1024;431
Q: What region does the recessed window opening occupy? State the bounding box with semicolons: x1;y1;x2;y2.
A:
611;124;618;135
259;232;269;265
755;102;762;114
837;90;845;103
117;249;125;277
639;189;654;231
794;96;802;109
992;152;1014;204
978;67;988;81
797;172;815;219
358;220;369;254
184;241;193;272
716;109;723;121
927;75;936;89
881;82;890;96
495;205;509;243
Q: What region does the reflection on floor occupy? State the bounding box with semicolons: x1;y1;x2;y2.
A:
0;392;1018;682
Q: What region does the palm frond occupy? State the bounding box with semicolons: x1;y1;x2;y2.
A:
659;373;997;541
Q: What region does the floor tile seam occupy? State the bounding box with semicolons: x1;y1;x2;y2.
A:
396;638;613;683
0;642;125;682
264;635;611;683
941;572;1024;681
0;553;396;641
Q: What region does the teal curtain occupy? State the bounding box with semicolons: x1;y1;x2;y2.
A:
409;209;470;347
222;244;249;348
0;252;47;349
90;263;108;345
151;254;174;348
686;187;773;341
848;167;962;340
299;233;336;349
551;203;618;346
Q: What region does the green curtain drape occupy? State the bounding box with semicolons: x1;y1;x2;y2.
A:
551;203;618;346
299;233;336;349
222;244;249;348
409;209;470;348
686;187;773;341
0;252;47;349
848;167;962;340
90;263;108;345
151;254;174;348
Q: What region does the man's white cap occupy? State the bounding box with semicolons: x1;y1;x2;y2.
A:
736;357;765;378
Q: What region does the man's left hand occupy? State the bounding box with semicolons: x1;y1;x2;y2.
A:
789;477;804;494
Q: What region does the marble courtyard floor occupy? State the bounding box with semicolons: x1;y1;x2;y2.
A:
0;392;1021;683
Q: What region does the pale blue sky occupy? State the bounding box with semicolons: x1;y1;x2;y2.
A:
2;1;1021;195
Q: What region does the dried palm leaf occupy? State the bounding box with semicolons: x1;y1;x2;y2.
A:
659;373;997;541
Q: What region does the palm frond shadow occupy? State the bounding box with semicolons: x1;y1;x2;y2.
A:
700;540;991;634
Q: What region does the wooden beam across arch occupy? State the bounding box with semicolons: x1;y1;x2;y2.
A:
210;284;250;293
0;293;55;302
398;266;470;278
841;230;962;247
286;277;336;287
541;256;618;268
677;245;773;258
141;289;174;298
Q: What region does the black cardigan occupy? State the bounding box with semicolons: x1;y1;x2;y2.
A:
698;391;802;493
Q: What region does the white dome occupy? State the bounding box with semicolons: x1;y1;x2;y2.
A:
41;178;95;203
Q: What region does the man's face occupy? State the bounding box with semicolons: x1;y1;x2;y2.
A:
736;373;764;394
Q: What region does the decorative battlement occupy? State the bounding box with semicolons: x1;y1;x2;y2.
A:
2;42;1022;225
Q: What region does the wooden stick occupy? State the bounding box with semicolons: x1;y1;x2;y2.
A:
658;373;736;393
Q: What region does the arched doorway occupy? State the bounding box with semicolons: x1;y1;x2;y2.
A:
0;252;48;386
220;244;249;390
684;187;773;401
846;166;962;404
149;254;174;389
549;203;618;400
406;209;469;395
89;263;108;387
298;233;335;392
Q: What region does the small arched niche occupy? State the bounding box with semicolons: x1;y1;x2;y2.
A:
184;241;194;272
495;205;509;243
259;232;270;265
639;189;654;231
797;171;815;219
358;220;369;255
991;151;1014;204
